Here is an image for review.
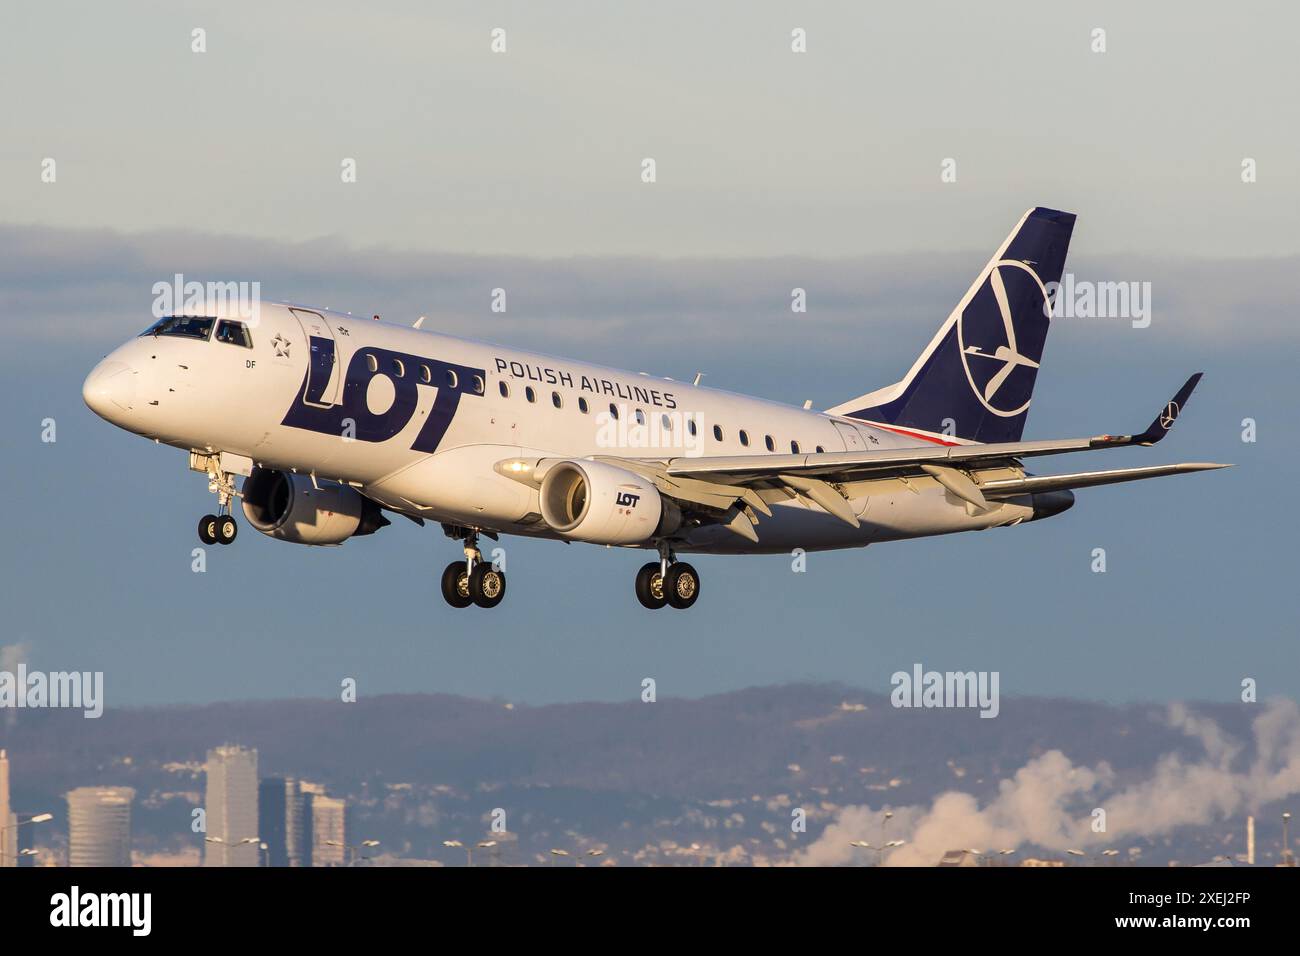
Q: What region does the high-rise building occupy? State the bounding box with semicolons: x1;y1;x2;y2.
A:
296;785;325;868
259;777;290;867
204;745;259;867
67;787;135;867
311;794;348;867
0;749;13;868
284;780;312;868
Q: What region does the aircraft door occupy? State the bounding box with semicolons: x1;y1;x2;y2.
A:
832;420;866;452
290;308;340;407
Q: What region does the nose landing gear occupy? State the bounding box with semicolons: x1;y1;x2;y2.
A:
440;529;507;609
192;453;240;546
636;543;699;610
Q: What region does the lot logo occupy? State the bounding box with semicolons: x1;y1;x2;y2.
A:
958;260;1049;418
50;887;151;936
615;491;641;508
283;341;485;454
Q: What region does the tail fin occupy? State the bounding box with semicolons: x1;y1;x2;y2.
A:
828;206;1076;444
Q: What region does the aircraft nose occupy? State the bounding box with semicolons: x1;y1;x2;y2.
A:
82;359;136;420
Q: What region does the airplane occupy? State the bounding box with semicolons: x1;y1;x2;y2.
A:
82;207;1230;611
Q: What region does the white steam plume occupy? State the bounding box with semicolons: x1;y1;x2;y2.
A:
799;699;1300;866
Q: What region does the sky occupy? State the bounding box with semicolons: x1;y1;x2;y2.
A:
1;1;1297;709
2;1;1297;258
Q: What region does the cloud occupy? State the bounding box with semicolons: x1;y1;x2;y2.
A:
798;699;1300;866
1;224;1296;357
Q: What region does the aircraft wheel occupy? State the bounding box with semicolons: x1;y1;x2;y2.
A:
635;562;667;610
216;514;238;545
664;562;700;610
441;561;473;608
198;514;219;545
470;564;507;609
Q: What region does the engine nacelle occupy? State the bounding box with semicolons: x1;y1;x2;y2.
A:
539;460;678;545
241;468;389;546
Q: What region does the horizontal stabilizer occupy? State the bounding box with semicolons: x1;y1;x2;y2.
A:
982;462;1231;498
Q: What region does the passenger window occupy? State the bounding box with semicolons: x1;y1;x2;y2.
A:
791;440;801;454
764;435;775;452
525;386;536;403
578;397;589;414
815;445;825;454
392;359;406;378
687;419;697;437
713;425;723;442
214;320;252;348
552;391;563;409
472;375;484;394
420;365;432;383
499;381;510;398
608;403;619;420
739;430;750;447
661;413;672;430
446;370;459;388
365;354;378;373
635;409;646;425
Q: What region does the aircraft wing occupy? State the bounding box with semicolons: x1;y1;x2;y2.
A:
585;373;1231;540
661;373;1210;482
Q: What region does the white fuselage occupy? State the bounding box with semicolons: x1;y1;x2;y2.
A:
84;302;1036;554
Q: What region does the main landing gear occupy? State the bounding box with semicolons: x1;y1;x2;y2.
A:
636;543;699;610
440;530;506;609
193;454;239;546
198;513;238;546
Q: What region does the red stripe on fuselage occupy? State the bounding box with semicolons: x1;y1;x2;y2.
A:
859;421;962;447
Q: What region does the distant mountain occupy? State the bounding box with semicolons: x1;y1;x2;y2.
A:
1;684;1287;866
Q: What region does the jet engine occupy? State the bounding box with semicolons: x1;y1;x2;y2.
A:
539;459;679;545
241;467;389;546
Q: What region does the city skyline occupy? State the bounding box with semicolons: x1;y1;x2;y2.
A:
0;685;1295;868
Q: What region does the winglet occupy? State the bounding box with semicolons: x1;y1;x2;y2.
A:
1134;373;1203;445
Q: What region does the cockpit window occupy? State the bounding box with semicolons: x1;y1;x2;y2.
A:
141;315;215;340
214;320;253;348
